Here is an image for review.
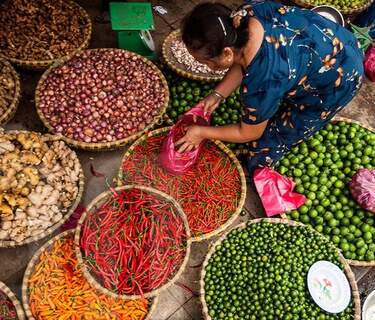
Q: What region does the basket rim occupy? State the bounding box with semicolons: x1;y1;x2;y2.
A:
21;229;158;320
199;218;361;320
292;0;374;15
281;115;375;267
0;58;21;125
162;30;224;82
0;280;25;320
117;126;247;242
74;185;192;300
0;0;92;68
0;130;85;247
35;48;170;151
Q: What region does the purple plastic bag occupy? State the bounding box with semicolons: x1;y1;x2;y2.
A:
349;169;375;213
159;104;210;175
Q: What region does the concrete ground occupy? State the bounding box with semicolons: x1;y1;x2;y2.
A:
1;0;375;319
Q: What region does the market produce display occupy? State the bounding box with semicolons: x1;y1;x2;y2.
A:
119;128;246;240
0;131;83;245
24;231;153;320
77;186;190;298
0;59;20;125
171;40;226;75
293;0;374;14
0;0;91;66
276;120;375;263
201;219;359;320
37;49;169;149
0;282;23;320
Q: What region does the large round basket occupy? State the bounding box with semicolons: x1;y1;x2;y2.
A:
22;230;158;320
117;127;247;242
162;30;224;82
292;0;374;15
281;116;375;267
0;280;25;320
0;130;84;247
35;49;170;151
0;58;21;125
200;218;362;320
75;185;191;300
0;0;92;70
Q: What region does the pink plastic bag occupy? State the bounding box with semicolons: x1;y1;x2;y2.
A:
254;167;306;217
349;169;375;213
364;46;375;82
159;104;211;175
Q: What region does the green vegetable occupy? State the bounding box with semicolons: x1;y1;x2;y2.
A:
204;221;354;320
276;121;375;262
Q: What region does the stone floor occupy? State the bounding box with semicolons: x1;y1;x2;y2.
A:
1;0;375;319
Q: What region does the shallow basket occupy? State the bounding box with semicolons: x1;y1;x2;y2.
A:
281;116;375;267
22;230;158;320
0;130;85;247
292;0;374;15
0;0;92;70
35;48;169;151
74;185;192;300
0;58;21;125
0;280;25;320
117;127;247;242
162;30;224;82
200;218;362;320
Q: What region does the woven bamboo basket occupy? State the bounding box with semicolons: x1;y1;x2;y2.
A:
35;48;170;151
200;218;361;320
117;127;247;242
0;0;92;70
280;116;375;267
74;185;192;300
22;230;158;320
292;0;374;15
0;130;85;247
0;281;25;320
162;30;225;83
0;59;21;125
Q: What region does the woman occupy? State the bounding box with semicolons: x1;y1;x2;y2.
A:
176;1;364;174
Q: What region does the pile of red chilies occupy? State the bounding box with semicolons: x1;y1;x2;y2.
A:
0;291;17;320
121;134;241;237
80;188;187;296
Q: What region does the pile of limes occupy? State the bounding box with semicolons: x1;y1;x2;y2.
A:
276;121;375;261
204;221;354;320
304;0;368;12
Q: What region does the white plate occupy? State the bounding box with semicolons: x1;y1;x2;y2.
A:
307;261;351;313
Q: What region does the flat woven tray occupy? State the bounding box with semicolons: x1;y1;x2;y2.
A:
35;48;169;151
0;58;21;125
292;0;374;15
162;30;224;83
0;0;92;70
0;130;85;247
200;218;361;320
0;280;25;320
117;127;247;242
281;116;375;267
75;185;191;300
22;230;158;320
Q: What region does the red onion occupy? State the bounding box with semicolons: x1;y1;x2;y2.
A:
39;49;167;143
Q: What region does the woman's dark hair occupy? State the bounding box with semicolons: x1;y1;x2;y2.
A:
182;2;250;59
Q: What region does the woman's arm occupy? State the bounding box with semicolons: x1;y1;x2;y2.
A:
176;121;268;153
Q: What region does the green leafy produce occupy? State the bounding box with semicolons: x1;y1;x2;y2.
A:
204;221;354;320
276;121;375;261
304;0;369;12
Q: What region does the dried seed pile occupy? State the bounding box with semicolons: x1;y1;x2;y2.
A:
171;40;227;75
0;0;90;61
0;131;81;243
0;60;16;117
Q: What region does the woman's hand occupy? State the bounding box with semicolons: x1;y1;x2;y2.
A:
202;93;222;115
175;126;204;153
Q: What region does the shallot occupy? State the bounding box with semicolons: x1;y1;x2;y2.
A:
38;49;167;143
